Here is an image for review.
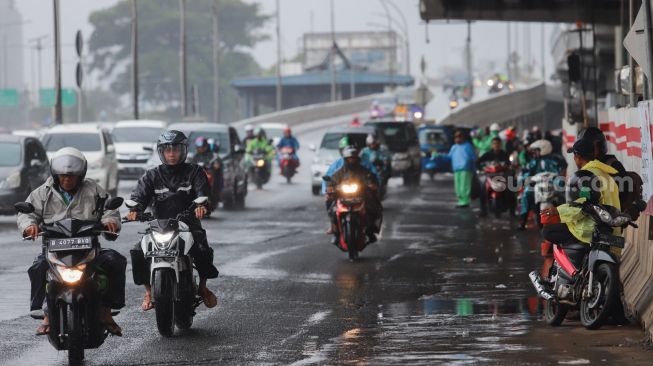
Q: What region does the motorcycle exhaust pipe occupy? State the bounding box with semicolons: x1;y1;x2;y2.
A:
529;271;553;300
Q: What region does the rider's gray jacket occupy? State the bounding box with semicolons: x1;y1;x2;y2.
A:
17;177;121;235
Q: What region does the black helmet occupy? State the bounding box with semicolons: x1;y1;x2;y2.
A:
157;130;188;165
566;169;601;204
577;127;607;156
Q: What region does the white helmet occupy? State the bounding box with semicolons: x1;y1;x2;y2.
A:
50;147;87;181
490;123;501;132
529;139;553;156
245;124;254;133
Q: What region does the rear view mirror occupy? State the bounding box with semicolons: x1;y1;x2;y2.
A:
233;144;245;154
105;197;124;210
15;202;35;214
30;159;42;168
308;144;316;152
143;146;153;152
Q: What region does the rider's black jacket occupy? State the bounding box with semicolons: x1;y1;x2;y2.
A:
130;162;209;222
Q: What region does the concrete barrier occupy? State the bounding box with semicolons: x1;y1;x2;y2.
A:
231;94;380;128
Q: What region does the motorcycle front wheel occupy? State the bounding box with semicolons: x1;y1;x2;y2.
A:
66;302;84;365
580;263;618;330
153;269;176;337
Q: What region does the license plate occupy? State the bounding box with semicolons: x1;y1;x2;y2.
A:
146;250;178;258
48;237;93;251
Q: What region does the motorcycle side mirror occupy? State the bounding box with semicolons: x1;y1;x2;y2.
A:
322;176;332;182
14;202;35;214
194;196;209;205
143;146;153;152
634;199;648;212
124;199;140;209
308;144;316;152
105;197;124;210
233;144;244;154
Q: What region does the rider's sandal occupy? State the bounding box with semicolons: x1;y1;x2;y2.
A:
141;293;154;311
35;324;50;336
200;288;218;308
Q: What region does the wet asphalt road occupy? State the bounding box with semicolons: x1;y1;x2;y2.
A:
0;122;650;365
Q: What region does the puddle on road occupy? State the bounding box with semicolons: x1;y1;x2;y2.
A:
294;295;541;365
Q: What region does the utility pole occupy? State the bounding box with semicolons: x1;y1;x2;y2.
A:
628;0;635;106
465;21;473;99
381;0;410;74
506;22;512;81
212;0;220;122
131;0;139;119
53;0;62;124
179;0;188;117
29;35;47;94
329;0;336;102
379;0;394;88
275;0;282;111
541;23;545;81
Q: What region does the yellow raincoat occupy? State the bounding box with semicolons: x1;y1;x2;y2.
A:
558;160;621;251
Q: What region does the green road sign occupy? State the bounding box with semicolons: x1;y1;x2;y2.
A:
40;88;77;107
0;89;19;107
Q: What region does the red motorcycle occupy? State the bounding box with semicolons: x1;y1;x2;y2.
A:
479;163;515;217
279;147;299;183
324;176;369;261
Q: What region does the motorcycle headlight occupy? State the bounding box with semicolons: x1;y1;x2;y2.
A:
413;111;423;119
57;264;86;284
487;79;494;87
340;183;359;194
256;159;265;167
152;231;174;244
0;171;20;189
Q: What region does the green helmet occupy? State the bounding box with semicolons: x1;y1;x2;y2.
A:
339;136;350;149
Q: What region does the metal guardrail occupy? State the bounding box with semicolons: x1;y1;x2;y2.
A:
438;83;548;129
231;94;380;128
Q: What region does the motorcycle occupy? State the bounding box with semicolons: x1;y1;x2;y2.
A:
124;197;208;337
196;160;221;212
479;162;514;217
529;200;646;329
279;147;299;183
249;148;271;189
15;196;124;366
323;176;372;261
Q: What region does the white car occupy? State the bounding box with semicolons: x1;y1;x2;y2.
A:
41;123;119;195
111;120;167;179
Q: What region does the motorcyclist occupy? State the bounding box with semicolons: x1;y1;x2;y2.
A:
246;127;275;175
322;137;380;195
127;130;219;311
517;139;566;230
351;114;362;127
17;147;125;336
477;137;515;217
193;136;223;203
242;124;256;148
576;127;626;174
369;101;383;119
276;127;300;166
325;143;383;244
361;133;391;186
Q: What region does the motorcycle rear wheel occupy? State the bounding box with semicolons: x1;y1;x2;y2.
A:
544;299;569;326
153;269;176;337
580;263;618;330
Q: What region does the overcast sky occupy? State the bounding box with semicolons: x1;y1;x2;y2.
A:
12;0;559;91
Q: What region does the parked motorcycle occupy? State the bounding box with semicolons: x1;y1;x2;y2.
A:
479;162;514;217
323;176;372;261
279;147;298;183
15;196;124;365
123;197;209;337
249;148;271;189
529;200;646;330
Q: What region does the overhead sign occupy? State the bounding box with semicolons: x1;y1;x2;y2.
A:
624;4;653;80
0;89;19;107
40;88;76;107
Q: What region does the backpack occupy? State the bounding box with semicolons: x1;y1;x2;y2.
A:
604;156;644;220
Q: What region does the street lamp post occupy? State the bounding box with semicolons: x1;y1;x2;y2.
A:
330;0;336;102
53;0;62;124
179;0;188;117
212;0;220;122
275;0;282;111
378;0;394;88
131;0;139;120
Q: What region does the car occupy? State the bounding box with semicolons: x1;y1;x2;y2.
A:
166;122;248;210
419;125;455;179
371;94;398;119
364;120;421;186
309;125;382;195
258;122;289;147
41;123;119;196
0;135;50;214
111;120;167;179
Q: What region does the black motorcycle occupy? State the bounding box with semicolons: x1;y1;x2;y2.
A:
15;196;124;365
249;148;271;189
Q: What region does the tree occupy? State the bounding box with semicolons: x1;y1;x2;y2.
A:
88;0;269;122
